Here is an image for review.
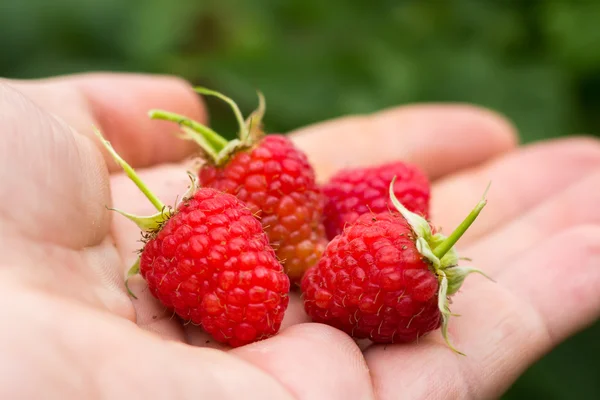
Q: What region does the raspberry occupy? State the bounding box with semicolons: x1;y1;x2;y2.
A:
199;135;327;284
302;213;441;343
322;161;430;240
95;129;290;347
302;178;489;353
140;188;290;347
150;88;326;284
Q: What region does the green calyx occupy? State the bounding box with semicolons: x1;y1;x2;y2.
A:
389;177;492;355
93;127;198;298
148;87;266;166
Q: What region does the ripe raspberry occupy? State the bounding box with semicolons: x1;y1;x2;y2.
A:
322;161;430;240
140;188;290;347
150;88;326;284
95;129;290;348
302;178;489;353
199;135;327;284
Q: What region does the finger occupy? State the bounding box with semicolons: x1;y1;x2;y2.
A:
364;225;600;399
232;323;374;400
290;104;517;181
7;72;207;171
1;284;295;400
0;82;110;249
0;82;135;320
465;169;600;274
499;225;600;346
431;137;600;244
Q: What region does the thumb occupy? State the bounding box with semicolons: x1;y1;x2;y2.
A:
0;282;294;400
0;81;110;249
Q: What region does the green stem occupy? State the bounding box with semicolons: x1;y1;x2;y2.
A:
194;87;249;142
93;127;165;212
433;184;490;259
148;109;228;151
245;91;266;129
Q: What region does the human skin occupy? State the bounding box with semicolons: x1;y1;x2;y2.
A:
0;73;599;399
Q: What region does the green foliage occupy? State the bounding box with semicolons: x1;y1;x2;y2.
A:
3;0;600;141
0;0;598;398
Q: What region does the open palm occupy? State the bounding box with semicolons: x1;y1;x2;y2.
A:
1;74;598;400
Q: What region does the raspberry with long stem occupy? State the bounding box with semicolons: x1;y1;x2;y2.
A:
148;88;327;284
94;126;290;347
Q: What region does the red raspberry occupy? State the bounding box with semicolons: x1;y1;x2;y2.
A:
322;161;430;240
150;89;326;284
302;179;489;353
140;188;290;347
95;130;290;348
199;135;326;284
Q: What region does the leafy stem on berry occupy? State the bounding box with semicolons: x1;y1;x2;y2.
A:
245;91;266;141
194;87;249;142
149;88;266;167
94;128;173;231
432;183;490;259
436;273;465;355
389;177;492;355
147;109;227;154
125;259;141;299
150;109;242;165
444;266;494;295
107;207;170;231
94;127;199;296
93;126;165;212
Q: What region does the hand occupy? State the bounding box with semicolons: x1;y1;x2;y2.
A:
1;73;598;399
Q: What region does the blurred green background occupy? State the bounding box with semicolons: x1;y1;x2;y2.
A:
1;0;598;397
